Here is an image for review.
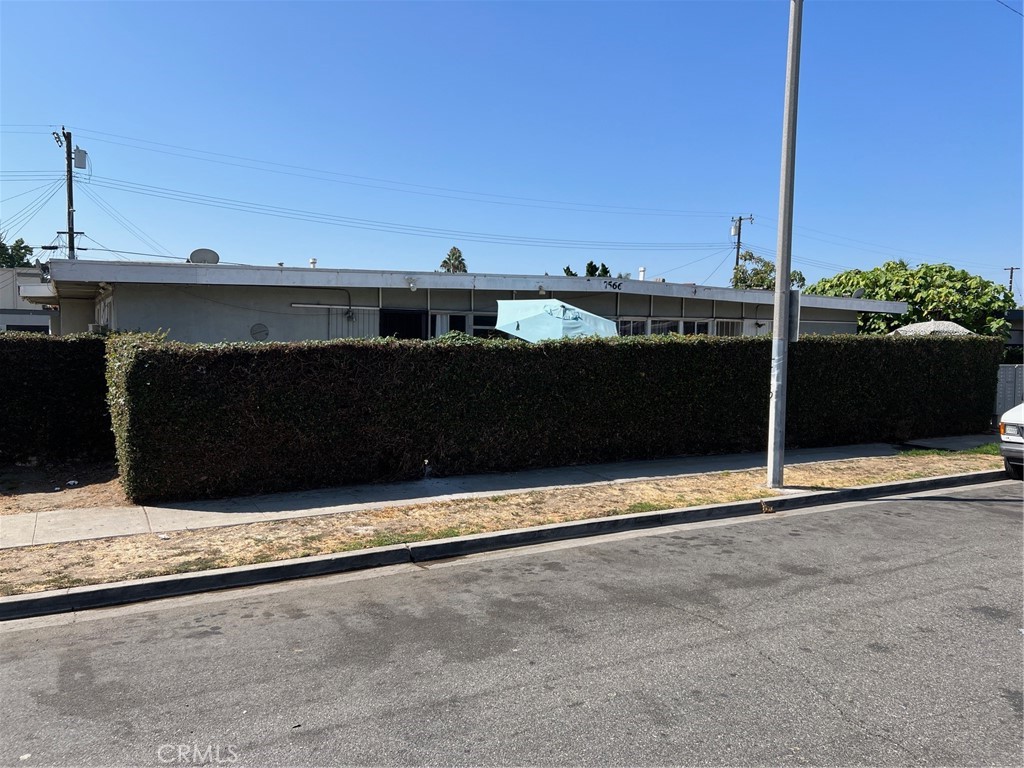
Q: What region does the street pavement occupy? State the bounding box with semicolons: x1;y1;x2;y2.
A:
1;480;1020;767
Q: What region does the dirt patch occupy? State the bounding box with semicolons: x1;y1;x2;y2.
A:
0;460;127;515
0;452;1002;597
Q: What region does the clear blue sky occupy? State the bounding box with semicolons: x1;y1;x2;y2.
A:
1;1;1021;296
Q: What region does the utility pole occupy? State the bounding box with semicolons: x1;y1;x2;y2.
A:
64;127;75;259
1006;266;1019;295
767;0;803;489
52;126;84;259
731;215;754;272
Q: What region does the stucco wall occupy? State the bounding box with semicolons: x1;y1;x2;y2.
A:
111;284;381;343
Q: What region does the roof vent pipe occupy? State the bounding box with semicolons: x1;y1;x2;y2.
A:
638;266;646;281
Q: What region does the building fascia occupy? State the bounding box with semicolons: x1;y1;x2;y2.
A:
44;259;908;315
18;283;58;304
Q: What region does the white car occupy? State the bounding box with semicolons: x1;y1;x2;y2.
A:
998;403;1024;480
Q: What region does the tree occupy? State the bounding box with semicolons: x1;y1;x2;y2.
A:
804;260;1016;336
564;262;613;277
730;251;805;291
0;236;33;268
440;246;467;273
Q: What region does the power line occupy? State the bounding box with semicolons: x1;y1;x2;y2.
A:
1;179;64;236
1;180;63;204
61;127;732;219
995;0;1023;17
81;175;730;251
753;214;1006;271
49;245;187;261
79;184;175;257
701;248;739;285
650;247;734;280
742;241;848;273
80;234;131;261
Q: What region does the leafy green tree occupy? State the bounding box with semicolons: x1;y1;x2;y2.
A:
440;246;467;273
0;236;33;268
565;262;617;278
804;260;1016;336
730;251;805;291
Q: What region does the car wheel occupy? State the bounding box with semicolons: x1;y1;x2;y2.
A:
1005;458;1024;481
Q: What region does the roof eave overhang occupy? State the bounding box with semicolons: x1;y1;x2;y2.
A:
44;260;908;314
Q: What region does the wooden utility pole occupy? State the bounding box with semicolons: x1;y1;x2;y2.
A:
732;215;754;272
64;127;75;259
53;126;82;259
1006;266;1019;295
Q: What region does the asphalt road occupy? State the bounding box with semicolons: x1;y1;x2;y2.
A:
1;481;1021;767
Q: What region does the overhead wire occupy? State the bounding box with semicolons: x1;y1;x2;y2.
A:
751;214;1008;271
82;175;728;251
995;0;1023;17
8;125;1006;271
66;126;733;219
700;247;740;285
1;179;64;237
1;180;63;204
68;246;186;261
79;184;176;257
79;234;133;261
649;246;734;280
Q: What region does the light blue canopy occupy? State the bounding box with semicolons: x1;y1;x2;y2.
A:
495;299;618;343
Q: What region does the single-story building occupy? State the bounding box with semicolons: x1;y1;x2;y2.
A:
0;267;57;333
20;259;908;342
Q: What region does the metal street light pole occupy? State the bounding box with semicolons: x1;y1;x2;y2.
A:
767;0;804;488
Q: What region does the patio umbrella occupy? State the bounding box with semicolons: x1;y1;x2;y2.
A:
495;299;618;343
889;320;975;336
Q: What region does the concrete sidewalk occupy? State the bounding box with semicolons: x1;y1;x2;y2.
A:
0;436;997;550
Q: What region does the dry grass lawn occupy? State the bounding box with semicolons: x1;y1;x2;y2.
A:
0;451;1002;597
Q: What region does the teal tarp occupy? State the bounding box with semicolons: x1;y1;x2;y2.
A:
495;299;618;343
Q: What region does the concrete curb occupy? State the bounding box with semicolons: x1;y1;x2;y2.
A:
0;470;1007;622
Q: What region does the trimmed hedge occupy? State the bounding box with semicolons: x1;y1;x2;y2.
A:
107;333;1003;503
787;334;1001;447
0;332;113;462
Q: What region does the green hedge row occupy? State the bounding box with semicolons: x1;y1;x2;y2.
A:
0;332;113;463
107;333;1002;503
787;334;1001;447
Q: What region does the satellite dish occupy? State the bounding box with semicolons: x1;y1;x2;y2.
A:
188;248;220;264
851;288;865;299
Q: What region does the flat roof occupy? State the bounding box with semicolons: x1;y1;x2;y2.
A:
31;259;908;314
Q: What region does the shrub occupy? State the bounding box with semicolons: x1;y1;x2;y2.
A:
788;334;1002;446
0;332;112;462
106;332;1003;503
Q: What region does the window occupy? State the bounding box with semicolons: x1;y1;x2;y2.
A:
682;320;710;336
430;314;467;337
380;310;428;339
715;320;743;337
472;314;502;338
650;319;679;335
617;319;647;336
